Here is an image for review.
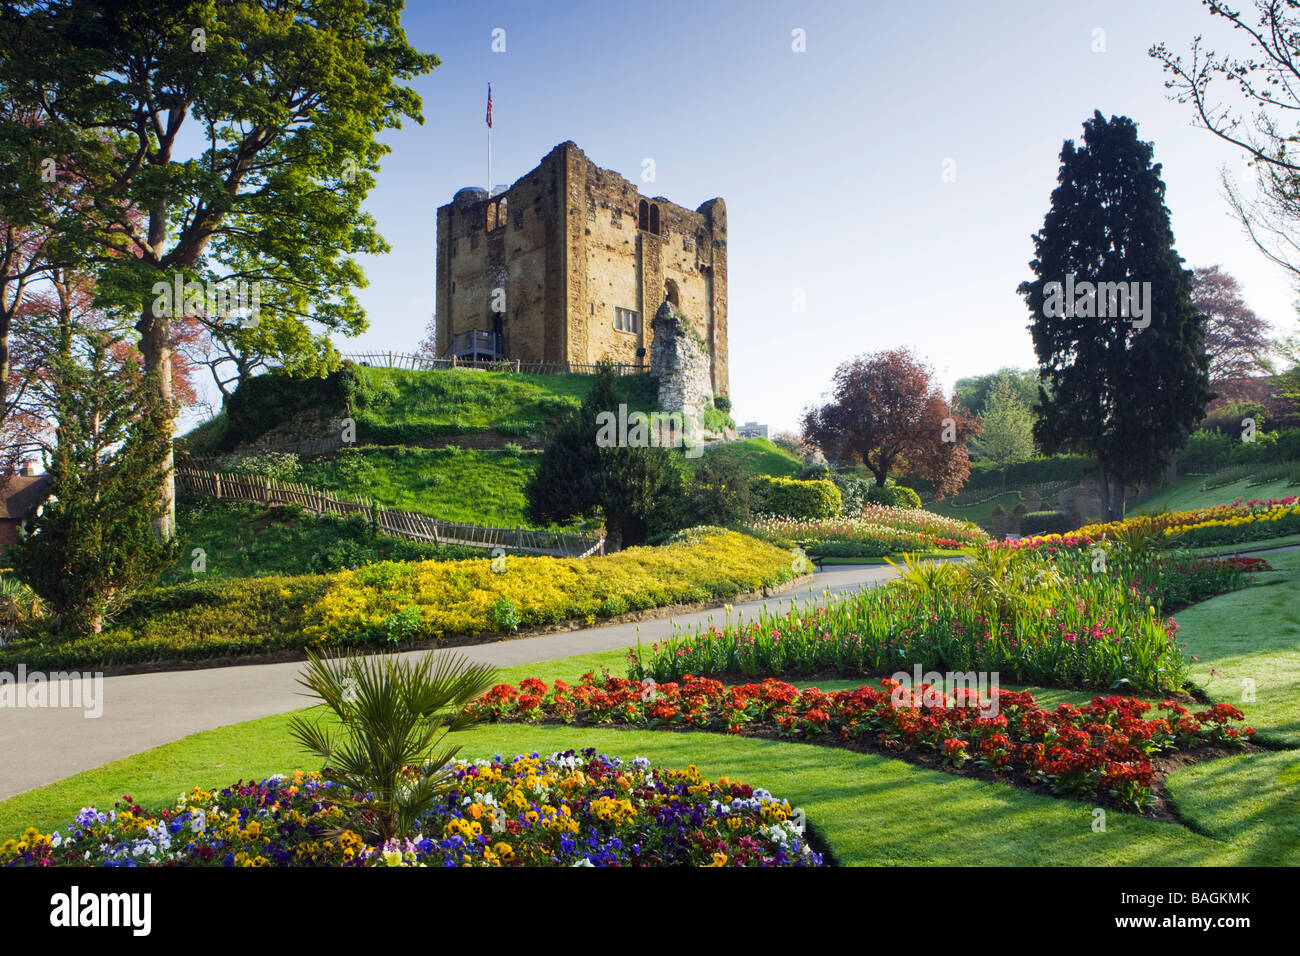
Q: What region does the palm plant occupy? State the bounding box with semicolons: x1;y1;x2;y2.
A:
0;570;44;644
288;649;498;843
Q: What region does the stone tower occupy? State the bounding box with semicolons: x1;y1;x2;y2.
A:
434;141;728;398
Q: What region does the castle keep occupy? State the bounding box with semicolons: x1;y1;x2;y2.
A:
434;141;729;398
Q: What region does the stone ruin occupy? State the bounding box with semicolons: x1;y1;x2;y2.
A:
649;299;714;424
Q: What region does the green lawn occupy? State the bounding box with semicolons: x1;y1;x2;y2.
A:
1132;475;1297;516
161;497;483;583
928;491;1027;530
6;643;1295;865
296;445;565;528
1173;547;1300;747
352;367;659;442
687;437;802;478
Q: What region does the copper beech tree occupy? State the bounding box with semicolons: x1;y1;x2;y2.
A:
802;348;979;498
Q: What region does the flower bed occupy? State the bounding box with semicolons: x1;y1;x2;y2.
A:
1071;496;1300;547
465;675;1254;812
630;546;1201;692
0;528;799;671
0;751;823;868
746;507;988;557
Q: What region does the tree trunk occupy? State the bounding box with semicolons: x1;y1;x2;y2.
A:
1110;481;1126;522
137;302;176;540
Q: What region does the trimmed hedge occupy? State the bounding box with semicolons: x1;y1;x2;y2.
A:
1019;510;1075;536
749;475;842;519
0;530;800;671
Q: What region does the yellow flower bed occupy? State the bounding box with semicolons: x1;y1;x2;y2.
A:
303;528;799;645
1072;496;1300;543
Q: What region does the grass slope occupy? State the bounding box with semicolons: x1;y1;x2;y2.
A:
1173;547;1300;747
162;497;482;583
352;367;659;442
688;437;802;478
296;445;554;528
928;491;1025;530
1132;475;1296;516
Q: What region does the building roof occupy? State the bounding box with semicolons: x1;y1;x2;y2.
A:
0;474;51;521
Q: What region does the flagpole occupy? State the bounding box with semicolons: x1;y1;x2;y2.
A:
487;82;493;196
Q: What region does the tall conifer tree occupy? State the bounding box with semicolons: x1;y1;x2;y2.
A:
1019;112;1210;519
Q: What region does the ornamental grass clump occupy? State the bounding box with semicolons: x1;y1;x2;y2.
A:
288;649;498;842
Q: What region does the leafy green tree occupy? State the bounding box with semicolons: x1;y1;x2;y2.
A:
972;372;1036;489
11;328;178;633
1019;112;1210;520
0;1;437;537
952;367;1039;418
525;366;684;551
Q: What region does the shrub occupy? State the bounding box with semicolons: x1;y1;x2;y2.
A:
686;455;751;526
749;475;842;519
1019;510;1074;536
214;451;302;483
889;485;922;509
0;530;798;671
712;395;731;413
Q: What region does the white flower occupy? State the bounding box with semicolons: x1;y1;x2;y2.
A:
571;858;595;867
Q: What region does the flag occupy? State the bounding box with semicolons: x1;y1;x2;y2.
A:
486;84;493;128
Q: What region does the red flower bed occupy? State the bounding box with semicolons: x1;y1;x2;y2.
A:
464;674;1254;812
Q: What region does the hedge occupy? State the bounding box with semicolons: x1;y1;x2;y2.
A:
749;475;842;519
0;529;800;671
1019;510;1075;536
1177;428;1300;474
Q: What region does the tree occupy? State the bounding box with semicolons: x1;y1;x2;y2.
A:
1019;112;1211;521
525;367;684;551
1190;265;1273;400
801;347;979;498
686;455;751;527
0;1;438;537
952;367;1039;418
416;314;438;362
11;327;178;634
1152;3;1300;282
972;372;1036;490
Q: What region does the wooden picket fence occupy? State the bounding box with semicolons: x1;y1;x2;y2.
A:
341;351;648;376
175;468;605;558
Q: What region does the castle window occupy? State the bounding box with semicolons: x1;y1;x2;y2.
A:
614;307;640;334
664;279;680;308
485;196;507;232
649;203;660;235
638;199;649;232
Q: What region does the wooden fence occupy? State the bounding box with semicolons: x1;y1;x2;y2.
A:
175;468;605;558
341;351;648;376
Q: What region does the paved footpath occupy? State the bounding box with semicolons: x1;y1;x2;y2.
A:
0;563;901;801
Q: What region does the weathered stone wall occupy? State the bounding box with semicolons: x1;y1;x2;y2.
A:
649;300;714;422
435;141;728;386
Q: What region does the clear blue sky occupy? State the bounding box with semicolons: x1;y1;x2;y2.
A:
337;0;1297;435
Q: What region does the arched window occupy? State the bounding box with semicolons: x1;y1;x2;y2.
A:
664;279;680;308
637;199;649;232
649;203;660;235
